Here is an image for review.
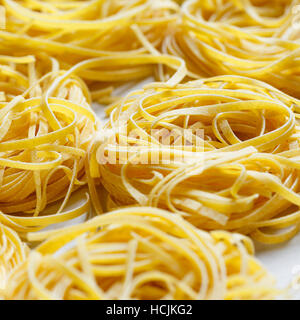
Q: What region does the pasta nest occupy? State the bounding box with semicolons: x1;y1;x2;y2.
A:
0;54;97;233
2;0;178;60
5;207;277;300
1;0;183;103
161;0;300;97
96;75;300;244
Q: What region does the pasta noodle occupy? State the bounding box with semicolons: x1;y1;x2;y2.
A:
0;0;183;103
0;54;97;233
162;0;300;98
96;75;300;244
0;223;28;297
0;0;298;300
5;207;278;300
2;0;300;99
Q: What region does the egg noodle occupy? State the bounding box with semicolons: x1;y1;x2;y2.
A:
96;75;300;244
0;54;98;233
162;0;300;97
0;0;300;300
5;207;278;300
0;223;28;298
2;1;300;98
0;0;186;103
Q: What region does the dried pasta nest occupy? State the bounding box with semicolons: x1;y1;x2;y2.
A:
1;0;184;103
161;0;300;97
5;207;277;300
0;54;97;233
96;75;300;244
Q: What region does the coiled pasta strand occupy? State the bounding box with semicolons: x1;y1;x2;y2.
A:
161;0;300;98
5;207;278;300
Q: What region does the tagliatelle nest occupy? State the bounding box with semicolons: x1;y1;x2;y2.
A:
0;54;98;233
161;0;300;98
0;223;28;297
2;0;178;60
0;0;299;301
0;0;186;103
5;207;278;300
96;75;300;244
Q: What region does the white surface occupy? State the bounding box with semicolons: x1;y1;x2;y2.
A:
256;234;300;299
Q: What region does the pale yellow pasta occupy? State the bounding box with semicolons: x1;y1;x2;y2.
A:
0;0;298;301
5;207;278;300
0;0;186;103
0;223;28;297
0;54;97;233
161;0;300;98
96;75;300;244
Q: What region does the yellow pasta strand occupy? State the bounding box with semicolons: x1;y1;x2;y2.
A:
161;0;300;97
5;207;278;300
0;223;28;298
0;0;185;103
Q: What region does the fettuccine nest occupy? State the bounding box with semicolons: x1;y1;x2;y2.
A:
0;55;97;233
97;75;300;244
162;0;300;97
5;207;277;300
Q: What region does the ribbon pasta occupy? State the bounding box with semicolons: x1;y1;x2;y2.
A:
0;54;97;233
0;223;28;298
0;0;184;103
5;207;278;300
0;0;299;300
97;75;300;244
161;0;300;98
